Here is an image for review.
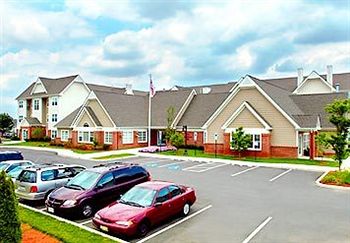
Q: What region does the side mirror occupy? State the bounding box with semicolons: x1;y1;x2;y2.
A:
154;202;162;207
95;184;103;190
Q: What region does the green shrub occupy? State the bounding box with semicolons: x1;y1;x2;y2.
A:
0;171;21;242
10;135;20;141
321;170;350;185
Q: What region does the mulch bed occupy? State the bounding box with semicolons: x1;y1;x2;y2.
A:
22;224;60;243
321;181;350;187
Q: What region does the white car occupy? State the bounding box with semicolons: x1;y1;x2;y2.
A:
0;160;35;173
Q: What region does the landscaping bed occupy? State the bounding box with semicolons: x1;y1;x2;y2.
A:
320;170;350;187
93;153;135;160
22;224;60;243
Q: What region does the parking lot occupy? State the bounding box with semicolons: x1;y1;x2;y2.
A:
3;148;350;243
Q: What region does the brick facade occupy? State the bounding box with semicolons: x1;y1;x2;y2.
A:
183;131;204;146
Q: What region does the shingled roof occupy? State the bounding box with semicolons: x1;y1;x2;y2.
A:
55;106;81;128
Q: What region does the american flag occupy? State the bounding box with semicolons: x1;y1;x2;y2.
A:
150;75;156;97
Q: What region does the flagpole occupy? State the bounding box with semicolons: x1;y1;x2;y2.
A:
148;74;152;147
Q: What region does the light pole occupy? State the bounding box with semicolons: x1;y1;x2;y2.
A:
194;131;197;157
214;133;218;158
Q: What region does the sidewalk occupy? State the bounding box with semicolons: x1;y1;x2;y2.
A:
0;144;336;172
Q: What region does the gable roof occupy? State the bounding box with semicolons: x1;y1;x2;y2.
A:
85;106;102;127
55;106;81;128
23;117;42;126
174;82;236;94
17;75;78;100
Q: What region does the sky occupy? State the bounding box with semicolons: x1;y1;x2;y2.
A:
0;0;349;117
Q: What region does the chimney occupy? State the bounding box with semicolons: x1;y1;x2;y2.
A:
297;68;303;86
335;83;340;92
327;65;333;85
125;83;133;95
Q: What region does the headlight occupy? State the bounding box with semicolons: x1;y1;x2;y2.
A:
115;220;133;226
94;213;101;220
62;200;77;207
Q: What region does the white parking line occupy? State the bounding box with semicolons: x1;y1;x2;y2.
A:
269;169;292;182
231;166;258;177
182;162;227;173
242;216;272;243
158;160;190;168
136;205;213;243
80;219;92;225
193;163;228;172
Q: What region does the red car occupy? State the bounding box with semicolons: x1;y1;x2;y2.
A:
92;181;196;237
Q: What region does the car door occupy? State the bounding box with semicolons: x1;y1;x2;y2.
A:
114;169;133;197
168;185;184;215
93;172;116;207
152;187;172;224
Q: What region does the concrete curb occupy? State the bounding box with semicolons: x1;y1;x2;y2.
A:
315;171;350;191
20;203;128;243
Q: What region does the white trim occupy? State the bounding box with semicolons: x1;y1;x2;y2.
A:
202;75;300;129
59;75;90;95
83;107;98;127
225;127;269;134
137;130;148;143
122;130;134;144
104;131;113;144
77;130;94;143
229;130;263;151
171;89;197;128
292;71;336;94
221;101;272;130
229;78;241;92
30;78;48;95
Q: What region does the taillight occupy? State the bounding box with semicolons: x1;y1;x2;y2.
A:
30;186;38;193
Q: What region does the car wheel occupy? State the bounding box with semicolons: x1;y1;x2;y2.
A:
138;221;149;237
182;203;190;216
82;204;93;218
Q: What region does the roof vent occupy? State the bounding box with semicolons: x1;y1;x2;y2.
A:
201;87;211;94
297;68;303;86
124;84;134;95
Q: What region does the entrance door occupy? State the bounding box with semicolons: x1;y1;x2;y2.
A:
22;129;28;141
298;133;310;157
157;131;166;145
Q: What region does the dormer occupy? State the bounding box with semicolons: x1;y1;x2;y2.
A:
293;66;336;95
30;78;47;95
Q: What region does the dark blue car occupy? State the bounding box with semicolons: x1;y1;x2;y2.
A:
0;151;24;162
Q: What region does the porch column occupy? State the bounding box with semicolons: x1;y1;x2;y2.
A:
309;131;316;160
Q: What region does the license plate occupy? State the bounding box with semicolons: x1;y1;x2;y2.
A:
100;225;108;232
18;186;26;191
47;207;54;213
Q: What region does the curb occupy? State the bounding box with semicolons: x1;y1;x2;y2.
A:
315;171;350;191
19;203;129;243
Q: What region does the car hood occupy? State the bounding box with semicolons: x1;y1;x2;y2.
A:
97;202;145;221
50;186;85;200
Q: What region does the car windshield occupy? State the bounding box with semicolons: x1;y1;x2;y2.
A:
0;163;9;171
7;166;24;178
120;186;157;207
66;170;100;190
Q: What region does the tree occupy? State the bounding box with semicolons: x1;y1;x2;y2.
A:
230;127;252;158
0;113;14;134
315;132;331;157
0;171;21;242
170;132;185;148
31;127;44;140
324;99;350;170
165;106;176;143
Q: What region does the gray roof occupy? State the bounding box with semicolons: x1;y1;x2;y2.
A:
85;106;102;126
175;82;236;94
55;106;81;128
178;92;230;127
24;117;42;126
87;83;148;96
17;75;78;100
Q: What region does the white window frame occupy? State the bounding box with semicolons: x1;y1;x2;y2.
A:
33;99;39;110
203;131;208;144
51;96;58;106
230;132;262;151
61;130;69;141
78;131;94;143
122;130;134;144
19;100;24;108
51;130;57;139
51;114;58;122
137;130;147;143
19;115;23;123
104;131;113;144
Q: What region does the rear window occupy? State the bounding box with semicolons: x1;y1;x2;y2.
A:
18;170;37;183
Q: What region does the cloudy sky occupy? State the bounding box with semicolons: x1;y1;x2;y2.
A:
0;0;349;117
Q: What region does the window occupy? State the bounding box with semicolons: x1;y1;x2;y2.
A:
204;131;208;143
61;130;69;141
19;100;24;108
169;185;182;198
19;116;23;123
231;132;261;151
137;131;147;143
122;131;133;144
51;130;57;139
78;131;94;143
51;114;58;122
41;170;56;181
33;99;39;110
156;188;170;203
97;172;114;189
51;97;58;106
104;131;113;144
83;123;89;127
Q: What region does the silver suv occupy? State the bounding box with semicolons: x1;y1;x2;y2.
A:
16;163;86;201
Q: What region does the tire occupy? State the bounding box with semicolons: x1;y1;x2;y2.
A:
81;203;93;218
182;202;190;217
138;220;150;237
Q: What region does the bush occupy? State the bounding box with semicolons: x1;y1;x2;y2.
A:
178;144;204;150
49;139;64;147
42;136;51;142
321;170;350;185
31;127;45;140
103;144;111;151
0;171;21;242
11;135;20;141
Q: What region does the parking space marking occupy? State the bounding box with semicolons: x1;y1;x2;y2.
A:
158;160;190;168
136;204;212;243
80;219;92;225
231;166;258;177
269;169;292;182
242;216;272;243
192;163;228;172
182;162;227;173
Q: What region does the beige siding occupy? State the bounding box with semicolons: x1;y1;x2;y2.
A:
87;100;114;127
228;108;264;129
207;87;296;146
298;79;332;94
77;112;95;127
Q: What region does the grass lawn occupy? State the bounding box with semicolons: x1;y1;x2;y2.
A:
93;153;135;160
161;149;338;167
2;141;104;154
321;170;350;187
19;206;116;243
